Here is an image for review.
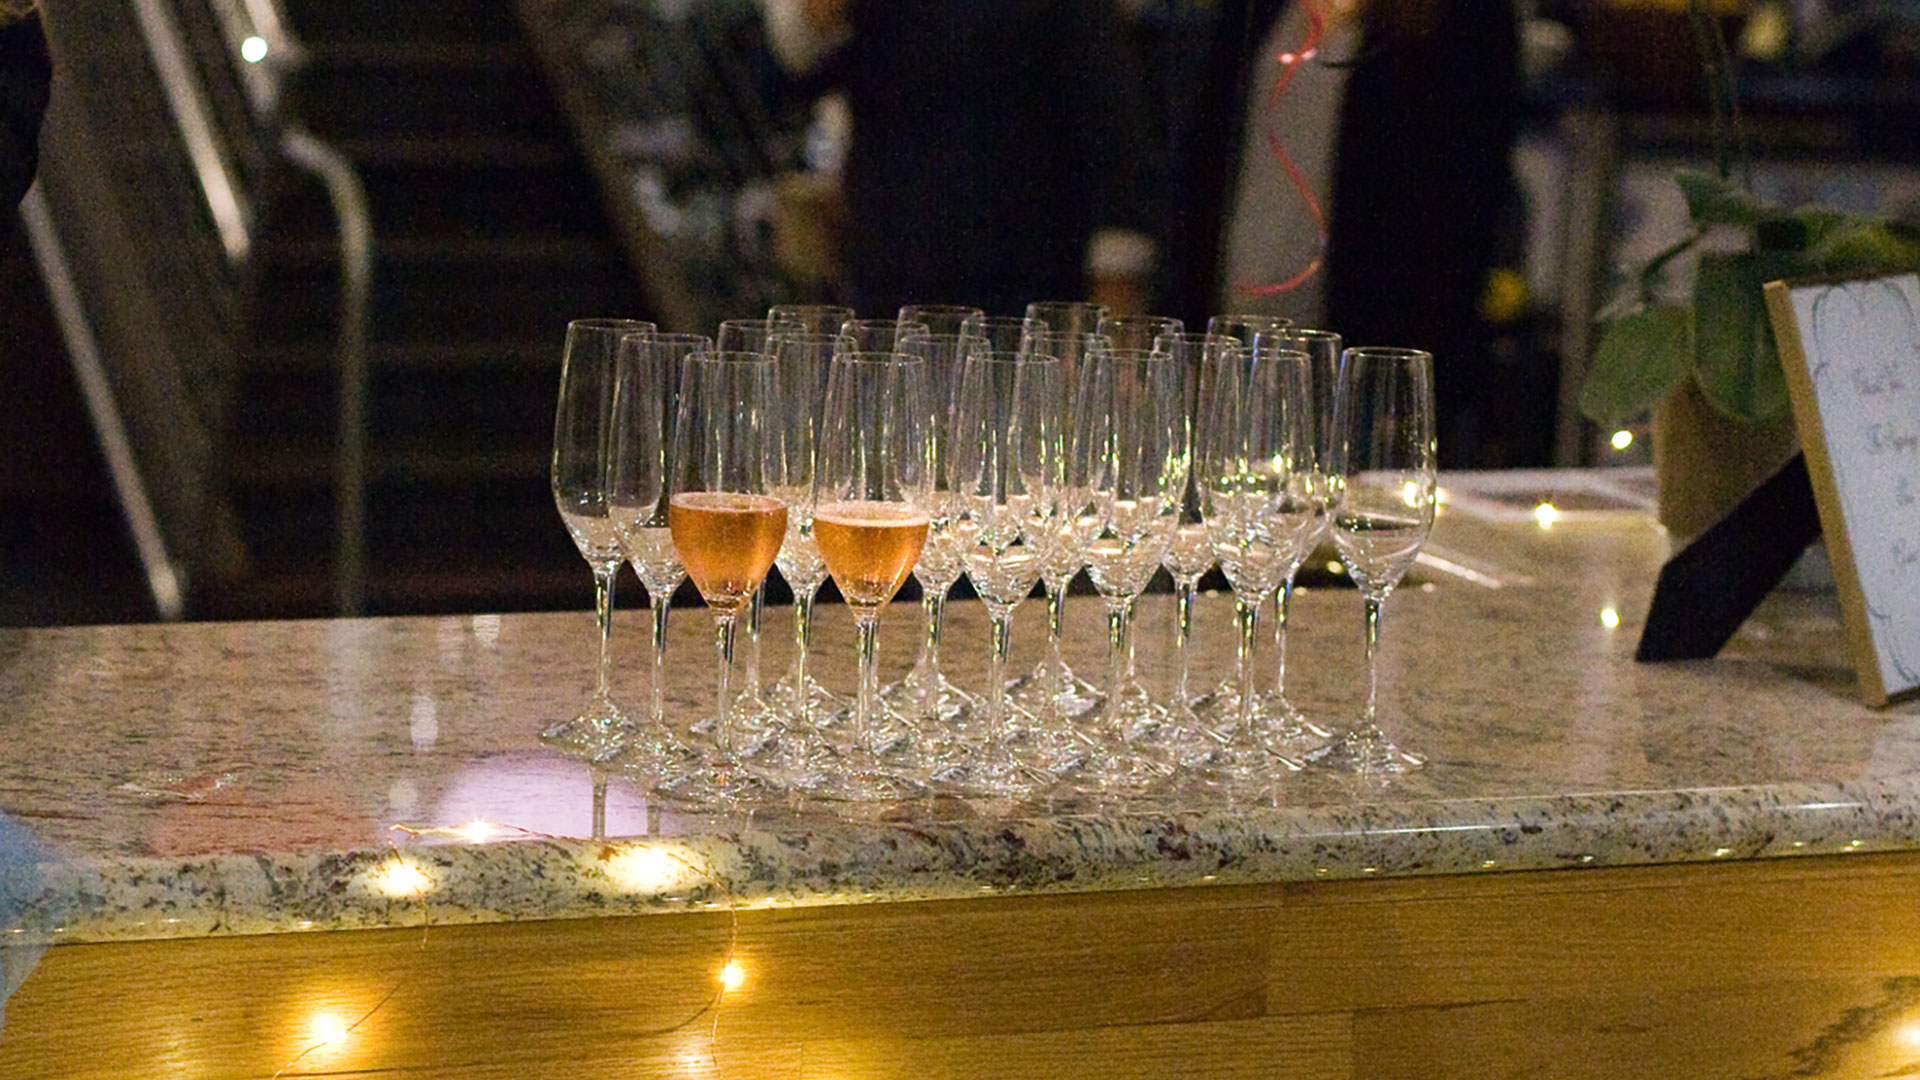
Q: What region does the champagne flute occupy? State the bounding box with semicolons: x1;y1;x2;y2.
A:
666;350;788;799
769;303;855;335
1307;347;1437;775
1254;328;1343;733
1195;342;1315;787
607;329;699;778
1158;333;1238;722
1072;347;1183;794
615;332;709;733
813;351;933;801
879;323;982;736
1005;328;1102;722
768;332;852;729
947;349;1063;798
960;314;1043;357
545;317;654;753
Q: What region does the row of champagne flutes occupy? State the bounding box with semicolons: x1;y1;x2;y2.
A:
549;302;1437;806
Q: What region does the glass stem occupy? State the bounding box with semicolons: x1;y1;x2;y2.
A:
1362;593;1384;730
1174;577;1196;706
792;583;817;715
743;587;764;696
1274;576;1294;699
592;562;617;706
648;587;671;726
922;581;947;667
1045;575;1067;647
713;613;737;759
1105;599;1131;730
987;606;1014;736
1235;592;1260;734
854;613;881;759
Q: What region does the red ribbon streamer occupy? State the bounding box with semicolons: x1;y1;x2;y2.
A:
1236;0;1329;298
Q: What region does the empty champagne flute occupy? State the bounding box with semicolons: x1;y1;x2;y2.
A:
1308;347;1437;775
1007;328;1102;722
1254;328;1343;731
546;317;653;754
947;349;1064;798
1158;333;1238;722
768;332;852;730
813;351;933;800
1195;341;1315;785
615;332;709;733
1072;347;1183;794
665;350;788;800
879;323;981;736
607;329;699;778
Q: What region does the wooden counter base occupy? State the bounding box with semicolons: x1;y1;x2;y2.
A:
10;851;1920;1078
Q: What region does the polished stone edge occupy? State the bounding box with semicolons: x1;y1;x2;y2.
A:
12;778;1917;945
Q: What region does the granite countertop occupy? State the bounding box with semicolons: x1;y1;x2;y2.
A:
5;469;1918;945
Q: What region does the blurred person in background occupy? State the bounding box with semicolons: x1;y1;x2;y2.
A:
757;0;1162;316
1;0;48;208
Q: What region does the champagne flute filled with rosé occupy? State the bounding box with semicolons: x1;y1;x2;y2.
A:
812;350;934;801
664;350;788;803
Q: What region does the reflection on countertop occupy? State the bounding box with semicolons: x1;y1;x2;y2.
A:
3;469;1915;944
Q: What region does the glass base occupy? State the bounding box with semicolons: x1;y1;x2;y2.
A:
881;662;981;728
769;666;850;727
1007;655;1102;720
1302;725;1426;775
541;697;634;763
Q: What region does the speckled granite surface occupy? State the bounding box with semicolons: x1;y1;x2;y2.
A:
5;471;1917;944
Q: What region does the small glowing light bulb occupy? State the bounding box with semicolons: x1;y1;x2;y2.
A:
1534;501;1560;528
1610;429;1634;451
1401;480;1422;507
459;820;496;843
311;1014;350;1045
604;845;686;892
241;36;269;63
369;859;432;898
1600;607;1620;630
1326;559;1345;576
718;959;747;991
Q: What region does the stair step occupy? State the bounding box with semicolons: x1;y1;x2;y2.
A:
282;2;522;50
293;49;552;142
227;441;549;486
238;337;556;374
268;152;605;241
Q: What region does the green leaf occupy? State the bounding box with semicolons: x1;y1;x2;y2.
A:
1808;219;1920;276
1674;168;1779;229
1581;304;1692;428
1691;251;1790;425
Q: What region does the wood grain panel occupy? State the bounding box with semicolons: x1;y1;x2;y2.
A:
8;853;1920;1078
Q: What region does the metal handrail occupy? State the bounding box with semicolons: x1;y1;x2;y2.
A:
18;185;188;621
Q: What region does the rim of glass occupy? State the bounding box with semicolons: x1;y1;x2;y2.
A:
1256;326;1341;345
831;349;928;366
691;349;781;366
568;317;654;332
1341;346;1434;361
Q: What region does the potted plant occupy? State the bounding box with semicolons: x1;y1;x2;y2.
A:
1577;6;1920;539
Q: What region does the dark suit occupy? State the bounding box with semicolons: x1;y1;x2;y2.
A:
794;0;1159;317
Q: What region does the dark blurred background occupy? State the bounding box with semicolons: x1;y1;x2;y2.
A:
4;0;1919;626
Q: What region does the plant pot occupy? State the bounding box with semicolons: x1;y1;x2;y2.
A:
1651;378;1799;544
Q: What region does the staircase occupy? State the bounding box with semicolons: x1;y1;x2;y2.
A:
201;0;651;619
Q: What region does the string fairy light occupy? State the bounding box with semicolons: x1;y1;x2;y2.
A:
267;817;741;1077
